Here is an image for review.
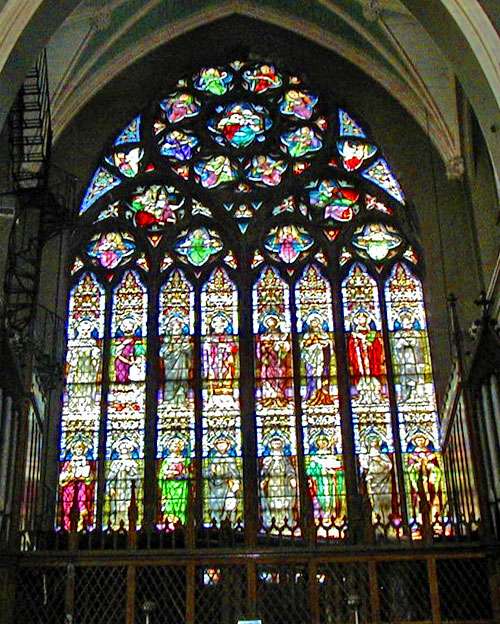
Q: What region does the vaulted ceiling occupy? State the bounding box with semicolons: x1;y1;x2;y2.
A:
45;0;460;167
2;0;500;184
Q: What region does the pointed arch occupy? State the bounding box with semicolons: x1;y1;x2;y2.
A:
59;58;448;540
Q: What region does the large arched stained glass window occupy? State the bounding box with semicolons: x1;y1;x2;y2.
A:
60;59;447;540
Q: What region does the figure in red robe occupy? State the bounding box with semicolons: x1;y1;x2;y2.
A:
347;309;386;397
245;65;281;93
59;440;96;531
256;313;292;408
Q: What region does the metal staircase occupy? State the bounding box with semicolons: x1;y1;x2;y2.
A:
0;51;79;550
4;51;76;363
4;50;52;339
9;49;51;191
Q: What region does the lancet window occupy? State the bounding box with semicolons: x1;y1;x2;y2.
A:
59;59;446;539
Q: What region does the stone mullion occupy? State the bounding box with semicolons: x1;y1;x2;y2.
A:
125;565;136;624
427;557;442;624
186;563;196;624
368;560;381;624
308;561;320;624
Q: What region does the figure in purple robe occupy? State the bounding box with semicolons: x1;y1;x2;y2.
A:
113;316;146;383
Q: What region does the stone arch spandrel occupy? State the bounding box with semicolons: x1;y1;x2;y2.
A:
1;0;500;173
0;0;80;130
400;0;500;196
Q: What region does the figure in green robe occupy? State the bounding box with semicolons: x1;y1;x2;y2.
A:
158;436;190;528
306;433;345;521
174;228;223;266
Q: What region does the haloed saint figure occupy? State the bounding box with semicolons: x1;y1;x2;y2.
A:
256;313;292;408
205;434;242;524
393;310;422;403
360;432;394;524
302;312;334;406
59;438;96;530
66;317;101;388
158;435;190;527
106;436;141;526
306;433;345;521
160;313;192;408
347;308;386;401
113;315;146;384
203;311;238;408
407;432;444;522
260;433;298;526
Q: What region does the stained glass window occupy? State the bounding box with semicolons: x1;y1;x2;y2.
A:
60;59;446;540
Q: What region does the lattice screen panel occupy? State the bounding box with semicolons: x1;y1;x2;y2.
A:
194;565;247;624
437;557;493;621
74;566;126;624
377;559;431;622
257;564;310;624
136;565;187;624
317;561;371;624
15;566;67;624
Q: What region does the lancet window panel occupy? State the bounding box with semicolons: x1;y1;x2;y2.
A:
201;267;244;527
385;262;447;534
105;270;147;529
254;265;299;532
157;269;195;529
342;263;397;527
58;273;105;531
59;58;448;540
297;265;346;534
